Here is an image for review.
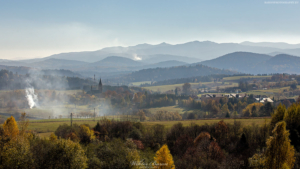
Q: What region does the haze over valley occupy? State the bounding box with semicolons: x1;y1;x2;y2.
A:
1;40;300;83
1;1;300;168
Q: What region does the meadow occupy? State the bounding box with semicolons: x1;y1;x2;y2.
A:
143;82;238;93
144;106;193;114
222;75;271;81
131;81;152;86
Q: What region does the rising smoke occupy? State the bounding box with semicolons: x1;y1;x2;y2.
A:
25;87;39;109
133;53;142;60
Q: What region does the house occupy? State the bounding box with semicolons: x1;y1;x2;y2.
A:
201;93;248;101
229;93;248;99
200;94;224;101
255;97;274;103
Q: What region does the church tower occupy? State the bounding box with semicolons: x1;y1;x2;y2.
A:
99;78;102;93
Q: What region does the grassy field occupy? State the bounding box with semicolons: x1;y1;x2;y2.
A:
145;106;193;114
223;76;271;81
142;118;271;128
142;82;201;92
246;85;300;99
131;81;151;86
143;82;238;93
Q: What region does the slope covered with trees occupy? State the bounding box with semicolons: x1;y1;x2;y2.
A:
112;64;238;83
200;52;300;74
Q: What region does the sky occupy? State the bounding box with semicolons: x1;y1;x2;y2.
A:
0;0;299;60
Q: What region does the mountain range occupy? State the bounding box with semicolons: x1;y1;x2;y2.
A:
1;40;300;82
34;41;300;62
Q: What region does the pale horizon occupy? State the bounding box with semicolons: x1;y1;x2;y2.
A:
1;0;299;60
3;40;300;61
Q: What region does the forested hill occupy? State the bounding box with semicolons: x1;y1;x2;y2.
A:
198;52;272;72
112;64;238;83
0;65;82;77
199;52;300;74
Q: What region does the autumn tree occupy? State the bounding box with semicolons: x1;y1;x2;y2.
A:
1;137;33;168
3;116;19;138
264;121;295;169
182;83;191;94
242;103;263;117
137;110;146;121
208;141;224;162
18;112;29;136
270;104;286;129
215;120;228;144
49;133;57;141
78;124;95;144
221;104;230;116
251;105;258;117
153;144;175;169
46;139;88;169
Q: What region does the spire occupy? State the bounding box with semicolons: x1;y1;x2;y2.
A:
98;78;102;93
99;78;102;85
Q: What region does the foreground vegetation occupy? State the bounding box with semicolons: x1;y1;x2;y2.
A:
2;101;300;168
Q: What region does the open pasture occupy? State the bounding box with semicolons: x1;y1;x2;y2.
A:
143;82;238;93
145;106;193;114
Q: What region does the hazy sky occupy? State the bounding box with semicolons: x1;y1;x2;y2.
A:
0;0;299;59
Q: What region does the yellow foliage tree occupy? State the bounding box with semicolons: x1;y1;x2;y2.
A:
127;149;141;169
3;116;19;138
1;137;33;168
19;112;29;137
264;121;295;169
270;103;286;129
153;144;175;169
78;124;95;144
49;133;57;141
242;103;264;117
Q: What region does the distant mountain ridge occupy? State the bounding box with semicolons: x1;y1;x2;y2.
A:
89;56;143;67
11;40;299;63
198;52;272;72
199;52;300;74
240;41;300;49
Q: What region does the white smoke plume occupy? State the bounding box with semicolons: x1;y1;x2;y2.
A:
133;53;142;60
25;87;39;109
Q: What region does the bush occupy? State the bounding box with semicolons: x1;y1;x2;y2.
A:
129;127;142;140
